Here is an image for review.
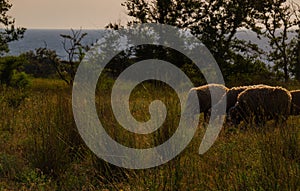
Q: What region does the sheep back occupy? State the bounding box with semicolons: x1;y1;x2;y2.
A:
185;84;228;117
219;84;270;113
224;86;249;112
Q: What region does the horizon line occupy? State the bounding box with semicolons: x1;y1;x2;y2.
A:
22;27;105;30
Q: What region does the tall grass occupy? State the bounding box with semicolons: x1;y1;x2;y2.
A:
0;79;299;190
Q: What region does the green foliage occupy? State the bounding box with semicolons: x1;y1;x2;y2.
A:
23;29;91;86
0;0;25;54
105;0;300;83
253;0;299;82
180;62;206;86
10;71;30;88
290;29;300;81
116;0;270;81
16;168;55;190
21;50;57;78
227;55;276;86
0;56;31;89
0;56;20;86
22;48;73;85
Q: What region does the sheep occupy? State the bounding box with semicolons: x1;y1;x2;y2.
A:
228;85;291;126
290;90;300;115
184;84;228;121
214;84;272;114
215;86;250;114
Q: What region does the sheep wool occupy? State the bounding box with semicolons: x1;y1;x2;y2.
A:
216;84;271;113
184;83;228;120
228;85;291;125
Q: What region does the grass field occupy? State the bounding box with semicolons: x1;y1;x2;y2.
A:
0;78;299;190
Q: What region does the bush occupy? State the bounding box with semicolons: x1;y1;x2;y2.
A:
0;56;31;89
21;50;58;78
10;71;30;89
226;55;277;86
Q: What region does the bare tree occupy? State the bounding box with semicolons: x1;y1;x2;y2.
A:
60;29;90;85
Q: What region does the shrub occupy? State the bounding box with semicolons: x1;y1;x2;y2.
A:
0;56;31;89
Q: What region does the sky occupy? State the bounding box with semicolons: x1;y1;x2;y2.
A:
10;0;129;29
9;0;300;29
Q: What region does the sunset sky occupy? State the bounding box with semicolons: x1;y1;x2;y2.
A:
9;0;300;29
10;0;128;29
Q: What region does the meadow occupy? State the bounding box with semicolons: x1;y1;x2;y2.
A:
0;78;299;191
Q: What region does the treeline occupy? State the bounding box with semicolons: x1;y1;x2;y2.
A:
110;0;300;86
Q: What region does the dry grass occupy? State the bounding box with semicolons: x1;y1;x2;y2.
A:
0;79;299;190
